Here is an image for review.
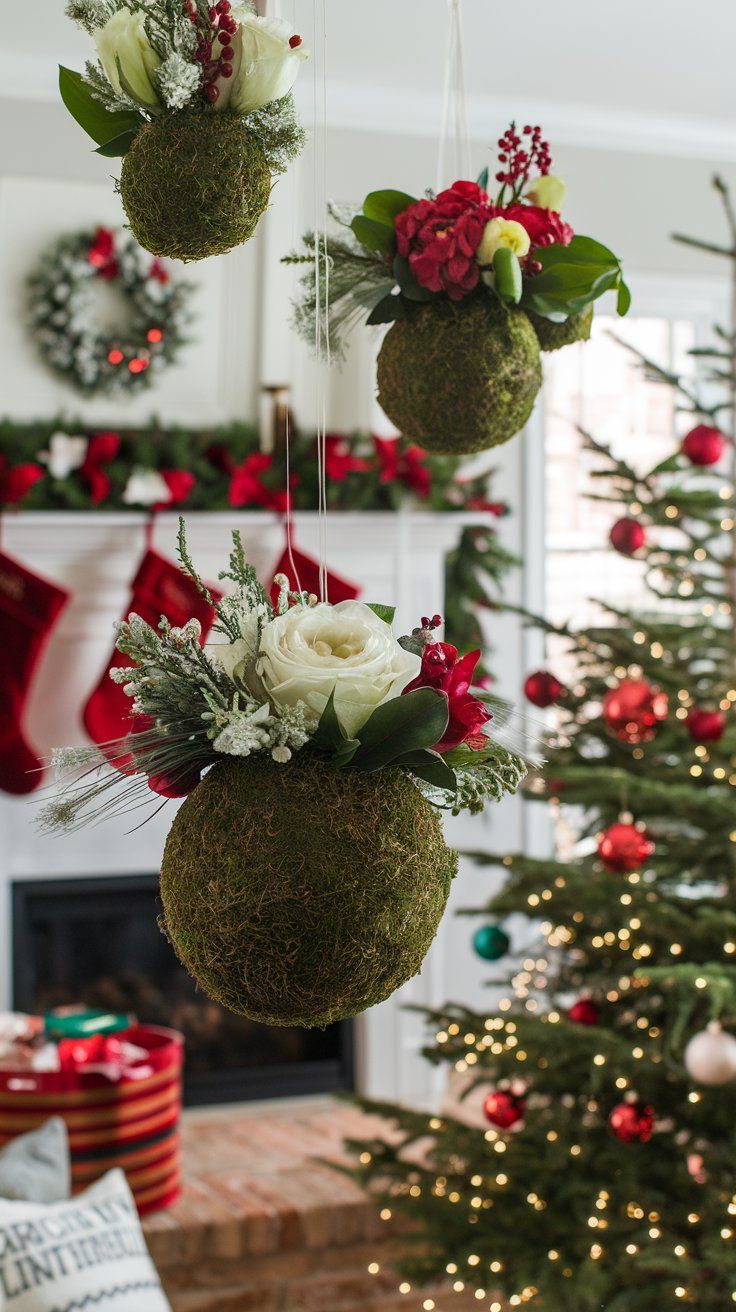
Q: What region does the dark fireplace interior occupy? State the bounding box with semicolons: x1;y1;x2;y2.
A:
12;875;354;1106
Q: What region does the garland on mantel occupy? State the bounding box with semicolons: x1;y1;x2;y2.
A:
0;417;516;666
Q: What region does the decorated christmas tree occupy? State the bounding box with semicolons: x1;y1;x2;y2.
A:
351;179;736;1310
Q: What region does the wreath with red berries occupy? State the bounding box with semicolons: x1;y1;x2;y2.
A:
27;226;193;396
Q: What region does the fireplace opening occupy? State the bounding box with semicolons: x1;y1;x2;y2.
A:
12;875;354;1106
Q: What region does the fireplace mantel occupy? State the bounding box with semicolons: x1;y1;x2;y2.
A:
1;508;502;1109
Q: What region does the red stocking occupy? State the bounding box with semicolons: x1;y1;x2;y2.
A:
83;548;220;760
0;550;69;795
269;543;361;608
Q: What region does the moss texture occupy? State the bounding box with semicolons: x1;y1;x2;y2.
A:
160;755;458;1027
376;296;542;454
528;305;594;352
120;108;271;262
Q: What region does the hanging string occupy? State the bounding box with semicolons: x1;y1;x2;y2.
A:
282;0;303;600
312;0;330;602
435;0;471;193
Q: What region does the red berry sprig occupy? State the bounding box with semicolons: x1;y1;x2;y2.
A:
183;0;238;104
495;121;552;202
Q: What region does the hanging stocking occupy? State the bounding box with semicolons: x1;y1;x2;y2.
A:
0;550;70;795
269;542;361;607
83;548;220;762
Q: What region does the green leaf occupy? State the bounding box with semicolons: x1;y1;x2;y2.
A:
367;603;396;624
366;292;408;325
313;690;360;764
393;253;435;303
492;248;522;304
521;234;627;319
617;278;632;315
352;689;449;773
362;189;416;226
59;66;144;147
351;215;396;257
95;128;139;157
395;749;457;792
476;166;489;191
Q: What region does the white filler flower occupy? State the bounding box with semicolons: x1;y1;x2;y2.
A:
258;600;420;738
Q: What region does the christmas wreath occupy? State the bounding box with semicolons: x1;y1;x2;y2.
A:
27;226;193;396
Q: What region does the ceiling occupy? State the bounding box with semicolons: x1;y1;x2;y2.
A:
16;0;736;144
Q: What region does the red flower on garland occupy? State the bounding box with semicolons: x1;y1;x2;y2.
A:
324;434;372;482
148;258;170;285
0;456;44;506
87;226;119;280
374;437;431;498
404;641;490;753
395;185;489;300
157;469;196;509
228;452;295;512
80;431;120;505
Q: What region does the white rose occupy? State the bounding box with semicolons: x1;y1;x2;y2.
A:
94;8;161;108
525;174;566;213
257;600;420;738
122;467;168;506
214;14;309;114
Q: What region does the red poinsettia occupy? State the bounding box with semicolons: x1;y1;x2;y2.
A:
374;437;431;498
324;434;372;481
155;469;196;510
80;431;120;505
404;640;491;753
228;452;295;512
0;456;44;506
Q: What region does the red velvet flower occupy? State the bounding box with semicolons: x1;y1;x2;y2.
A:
404;641;491;753
502;202;574;250
0;456;44;506
395;184;489;300
324;434;372;482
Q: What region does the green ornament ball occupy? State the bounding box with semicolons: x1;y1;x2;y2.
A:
376;296;542;455
528;305;594;353
473;924;510;961
160;755;458;1028
120;109;271;263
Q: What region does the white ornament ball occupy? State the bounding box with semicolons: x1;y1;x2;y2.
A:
684;1023;736;1086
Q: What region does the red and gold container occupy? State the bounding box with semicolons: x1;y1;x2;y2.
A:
0;1025;183;1214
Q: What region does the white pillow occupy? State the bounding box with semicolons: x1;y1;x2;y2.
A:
0;1169;171;1312
0;1119;70;1205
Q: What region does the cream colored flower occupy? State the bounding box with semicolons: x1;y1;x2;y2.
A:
257;601;419;738
525;175;566;212
215;14;309;113
121;467;168;506
94;8;161;108
476;217;531;267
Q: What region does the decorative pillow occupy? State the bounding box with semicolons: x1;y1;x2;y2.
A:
0;1119;70;1205
0;1169;172;1311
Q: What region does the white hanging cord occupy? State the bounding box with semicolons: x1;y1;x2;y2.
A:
436;0;471;192
312;0;330;602
282;0;303;599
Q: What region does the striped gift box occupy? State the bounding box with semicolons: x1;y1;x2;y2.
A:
0;1025;183;1215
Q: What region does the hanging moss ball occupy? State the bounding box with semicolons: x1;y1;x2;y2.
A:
120;109;271;262
528;306;594;352
376;297;542;454
160;755;457;1027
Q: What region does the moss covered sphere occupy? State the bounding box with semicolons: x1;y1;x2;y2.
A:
160;755;458;1027
120;109;271;262
528;305;594;352
376;297;542;454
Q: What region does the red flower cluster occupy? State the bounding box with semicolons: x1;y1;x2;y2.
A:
81;431;120;505
404;640;490;753
374;437;430;498
88;227;119;280
219;450;295;513
394;181;573;301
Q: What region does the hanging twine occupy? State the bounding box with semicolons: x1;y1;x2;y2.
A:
436;0;472;193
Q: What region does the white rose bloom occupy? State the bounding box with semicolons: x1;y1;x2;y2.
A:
215;14;309;114
94;8;162;108
257;600;420;738
38;432;87;480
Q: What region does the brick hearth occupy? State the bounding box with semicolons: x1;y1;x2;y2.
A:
144;1099;481;1312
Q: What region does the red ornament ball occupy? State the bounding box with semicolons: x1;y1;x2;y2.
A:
483;1089;525;1129
567;998;599;1026
598;822;655;874
609;517;646;556
681;424;727;467
609;1100;654;1144
524;670;566;708
602;678;668;743
686;708;726;742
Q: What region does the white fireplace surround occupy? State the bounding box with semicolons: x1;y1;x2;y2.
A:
0;508;530;1109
